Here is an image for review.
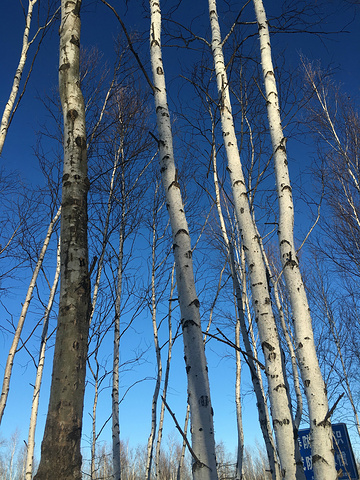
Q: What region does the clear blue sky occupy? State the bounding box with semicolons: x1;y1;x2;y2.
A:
0;0;359;467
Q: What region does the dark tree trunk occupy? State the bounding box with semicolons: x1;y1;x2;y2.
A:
34;1;90;479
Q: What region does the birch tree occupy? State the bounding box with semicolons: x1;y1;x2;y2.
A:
34;0;90;478
207;2;300;477
0;0;58;156
252;1;336;478
25;237;61;480
0;206;61;425
303;62;360;279
156;263;176;479
309;259;360;436
303;64;360;434
207;99;280;480
145;180;166;480
150;1;218;478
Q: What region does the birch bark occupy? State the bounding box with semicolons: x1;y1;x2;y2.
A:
156;263;175;479
208;2;297;477
234;309;244;480
0;206;60;425
89;357;100;480
25;237;61;480
150;1;218;478
112;143;126;480
0;1;58;155
34;0;90;478
0;0;37;155
212;144;280;480
88;146;121;479
252;1;336;478
146;182;164;480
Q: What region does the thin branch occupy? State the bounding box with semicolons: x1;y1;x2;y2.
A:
100;0;156;92
221;1;251;46
161;396;210;471
318;392;345;427
202;329;266;370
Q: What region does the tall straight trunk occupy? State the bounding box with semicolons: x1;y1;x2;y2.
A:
0;206;61;425
208;2;298;478
252;1;336;478
112;160;126;480
150;1;218;478
25;238;61;480
90;359;100;480
146;182;163;480
265;255;303;430
212;147;280;480
34;1;90;478
156;263;175;478
234;305;244;480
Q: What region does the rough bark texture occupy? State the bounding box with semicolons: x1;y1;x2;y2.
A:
208;1;297;477
150;1;218;478
252;1;336;478
34;1;90;479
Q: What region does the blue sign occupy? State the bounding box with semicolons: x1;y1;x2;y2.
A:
298;423;359;479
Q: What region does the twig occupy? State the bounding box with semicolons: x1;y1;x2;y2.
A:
100;0;156;92
318;392;345;427
203;328;266;370
161;396;210;471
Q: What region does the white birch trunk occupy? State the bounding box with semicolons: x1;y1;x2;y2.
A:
146;184;163;480
0;206;61;425
240;247;281;480
90;363;99;480
25;237;61;480
156;263;175;479
252;1;336;478
209;131;246;480
89;145;123;480
268;262;303;430
213;150;280;480
208;2;297;477
112;166;125;480
0;0;38;155
234;308;244;480
150;1;218;477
